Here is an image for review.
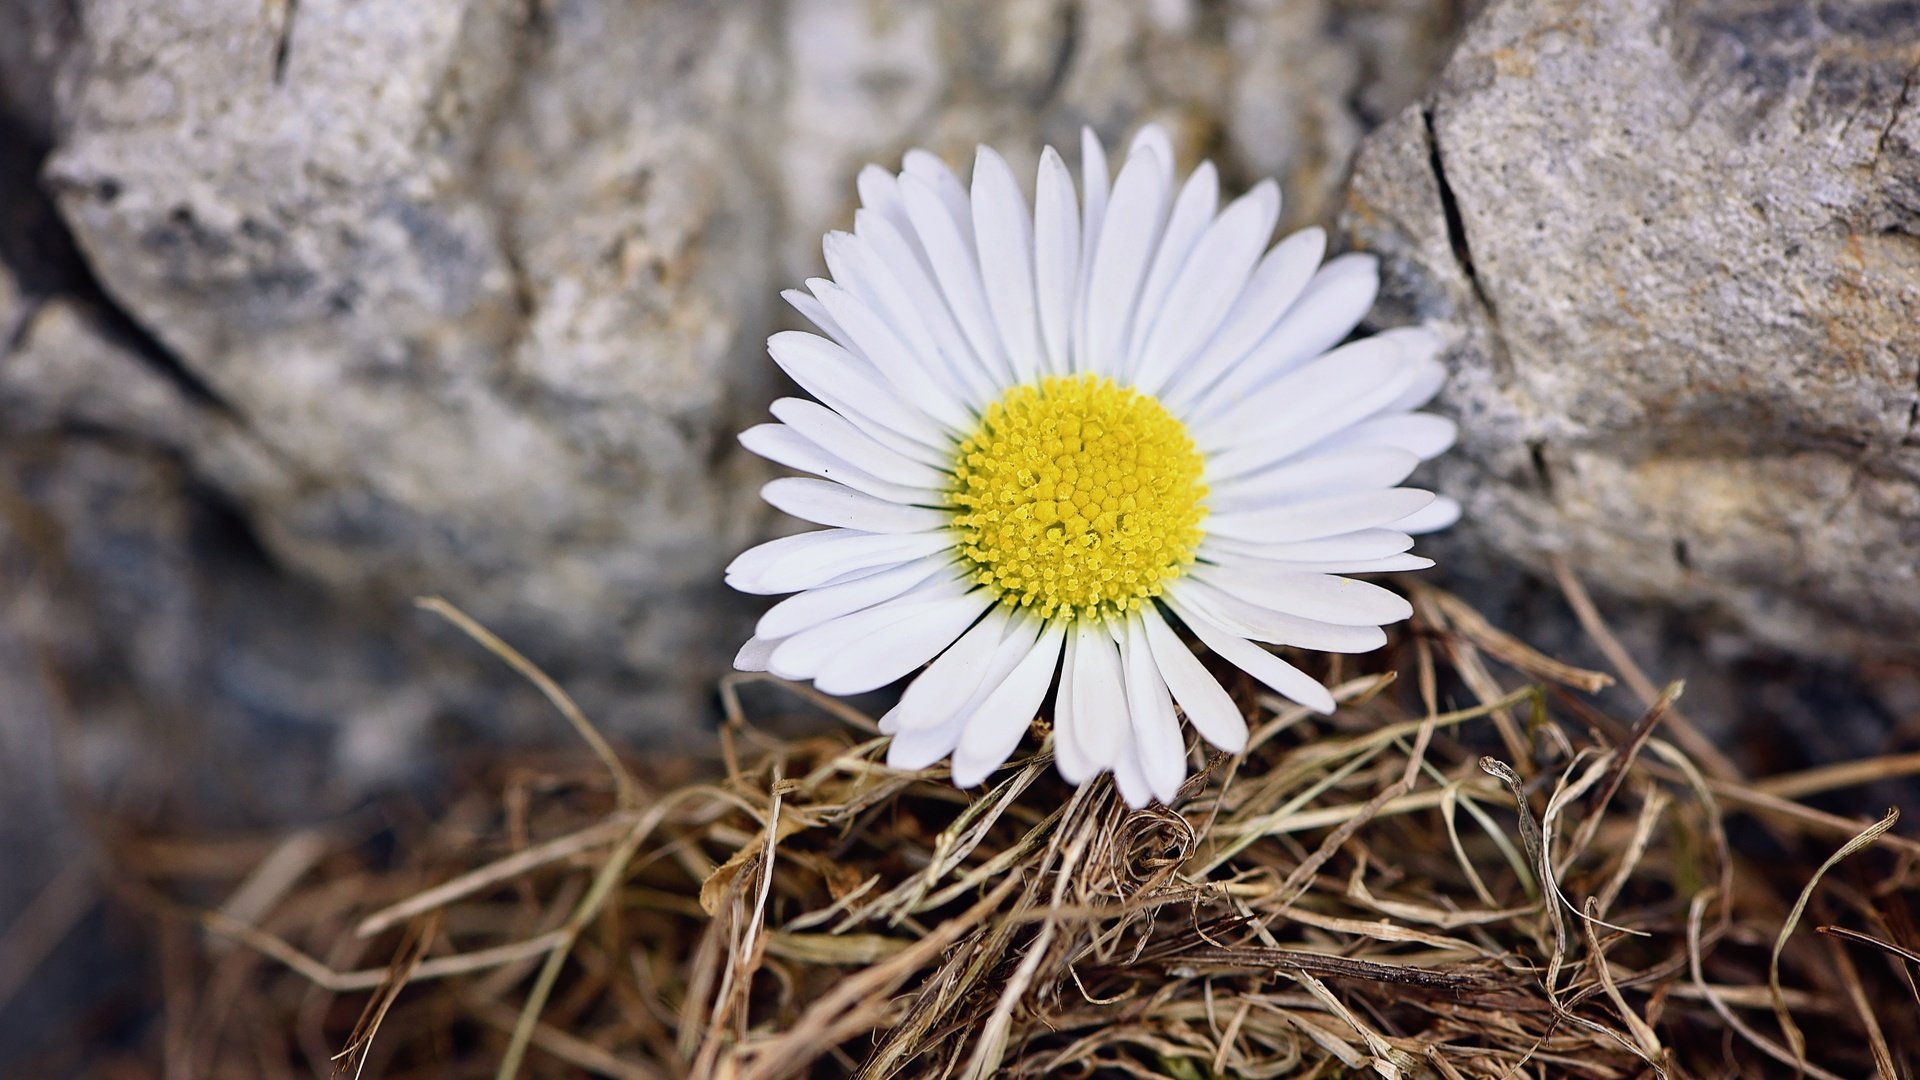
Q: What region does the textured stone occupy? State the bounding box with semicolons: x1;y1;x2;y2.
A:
1346;0;1920;660
0;0;75;146
41;0;785;722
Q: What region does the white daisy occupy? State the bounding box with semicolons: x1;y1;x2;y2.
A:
728;125;1458;807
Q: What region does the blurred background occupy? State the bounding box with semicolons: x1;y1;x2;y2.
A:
2;0;1917;1072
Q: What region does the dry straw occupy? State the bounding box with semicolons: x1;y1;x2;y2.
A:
59;574;1920;1078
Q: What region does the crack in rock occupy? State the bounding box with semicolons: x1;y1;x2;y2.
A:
1421;102;1512;380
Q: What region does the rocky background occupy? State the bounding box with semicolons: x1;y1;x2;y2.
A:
2;0;1917;1064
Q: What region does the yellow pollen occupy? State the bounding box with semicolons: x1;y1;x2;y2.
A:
949;373;1208;622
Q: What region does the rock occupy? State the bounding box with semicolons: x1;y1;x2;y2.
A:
1346;0;1920;661
0;0;76;147
772;0;1458;256
42;0;785;725
0;277;475;800
0;617;86;1069
2;296;209;444
0;250;20;343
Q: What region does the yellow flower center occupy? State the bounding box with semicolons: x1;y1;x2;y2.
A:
949;373;1208;621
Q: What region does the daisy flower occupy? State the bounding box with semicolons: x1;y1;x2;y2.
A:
728;125;1458;807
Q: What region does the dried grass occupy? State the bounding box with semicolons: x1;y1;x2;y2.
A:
32;577;1920;1078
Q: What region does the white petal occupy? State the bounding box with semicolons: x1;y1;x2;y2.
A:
1203;373;1432;481
1274;252;1380;357
1198;337;1413;457
1072;127;1111;373
1165;597;1337;714
1111;734;1154;809
1204;488;1435;544
768;578;964;680
823;230;971;407
1082;143;1170;375
1201;550;1435;576
950;621;1067;788
1140;604;1248;753
1129;124;1175;177
782;286;857;352
852;210;1000;408
856;164;899;212
1171;578;1391;653
762;478;950;533
1069;619;1130;771
821;229;917;342
798;560;924;592
1124;161;1219;377
1378;323;1444;365
903;149;974;244
735;635;778;672
756;555;952;639
814;590;995;695
971;146;1043;382
1033;146;1081;376
1311;413;1458;462
1209;448;1421;514
1186;254;1382;419
889;606;1013;732
728;528;852;582
958;615;1048;716
767;398;952;489
887;615;1042;768
1199;529;1415;563
886;715;967;770
1324;554;1433;573
1159;227;1327;405
809;279;974;432
1394;495;1461;535
1355;362;1447;425
901;173;1012;383
731;530;955;594
1190;566;1412;626
856;165;922;265
1050;627;1092;782
1372;327;1446;411
740;424;942;505
1120;617;1188;804
768;331;954;452
769;607;920;683
1132;179;1278;390
1390;360;1448;415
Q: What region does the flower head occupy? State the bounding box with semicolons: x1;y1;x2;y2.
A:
729;125;1458;806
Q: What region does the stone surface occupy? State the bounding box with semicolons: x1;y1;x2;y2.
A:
1346;0;1920;661
40;0;781;726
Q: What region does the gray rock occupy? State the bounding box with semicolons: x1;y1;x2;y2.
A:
0;0;77;146
2;295;209;445
1346;0;1920;661
0;253;21;344
42;0;785;725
